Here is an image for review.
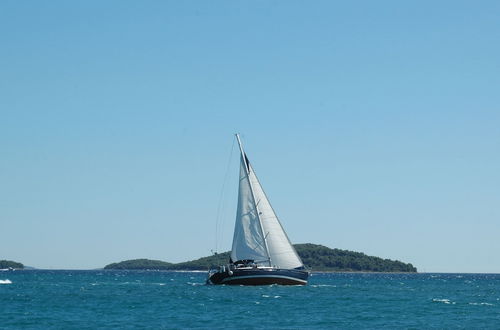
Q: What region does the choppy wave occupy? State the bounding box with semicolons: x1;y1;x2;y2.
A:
2;271;500;329
432;298;456;305
469;302;494;306
0;279;12;284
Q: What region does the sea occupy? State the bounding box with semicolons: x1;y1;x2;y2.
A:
1;270;499;329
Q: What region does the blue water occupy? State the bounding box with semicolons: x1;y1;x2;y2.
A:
1;271;499;329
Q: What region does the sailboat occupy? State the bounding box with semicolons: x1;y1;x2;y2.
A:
207;134;309;285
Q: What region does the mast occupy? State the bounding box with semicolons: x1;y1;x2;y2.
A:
235;133;272;266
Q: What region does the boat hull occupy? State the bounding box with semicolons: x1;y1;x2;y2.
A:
208;268;309;285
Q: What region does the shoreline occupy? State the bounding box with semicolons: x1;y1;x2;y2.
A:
9;269;500;275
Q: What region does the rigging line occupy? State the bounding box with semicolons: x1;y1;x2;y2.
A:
214;137;236;254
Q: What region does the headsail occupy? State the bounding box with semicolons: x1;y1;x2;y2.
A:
247;162;304;269
230;135;304;269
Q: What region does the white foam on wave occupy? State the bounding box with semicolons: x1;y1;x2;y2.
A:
432;298;455;305
173;270;206;273
0;279;12;284
469;302;494;306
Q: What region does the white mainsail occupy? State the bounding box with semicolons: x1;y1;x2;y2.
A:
230;136;304;269
230;156;269;264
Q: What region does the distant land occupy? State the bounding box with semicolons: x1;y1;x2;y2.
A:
0;260;24;269
104;243;417;272
104;259;172;270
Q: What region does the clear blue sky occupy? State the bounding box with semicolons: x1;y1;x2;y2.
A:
1;1;499;272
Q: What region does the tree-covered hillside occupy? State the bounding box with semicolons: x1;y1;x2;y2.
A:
104;244;417;272
295;244;416;272
103;259;172;270
167;252;231;270
0;260;24;269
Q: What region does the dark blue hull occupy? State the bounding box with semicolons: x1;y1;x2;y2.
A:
208;268;309;285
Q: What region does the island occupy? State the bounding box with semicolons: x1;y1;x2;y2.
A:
104;258;172;270
104;243;417;272
0;260;24;270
